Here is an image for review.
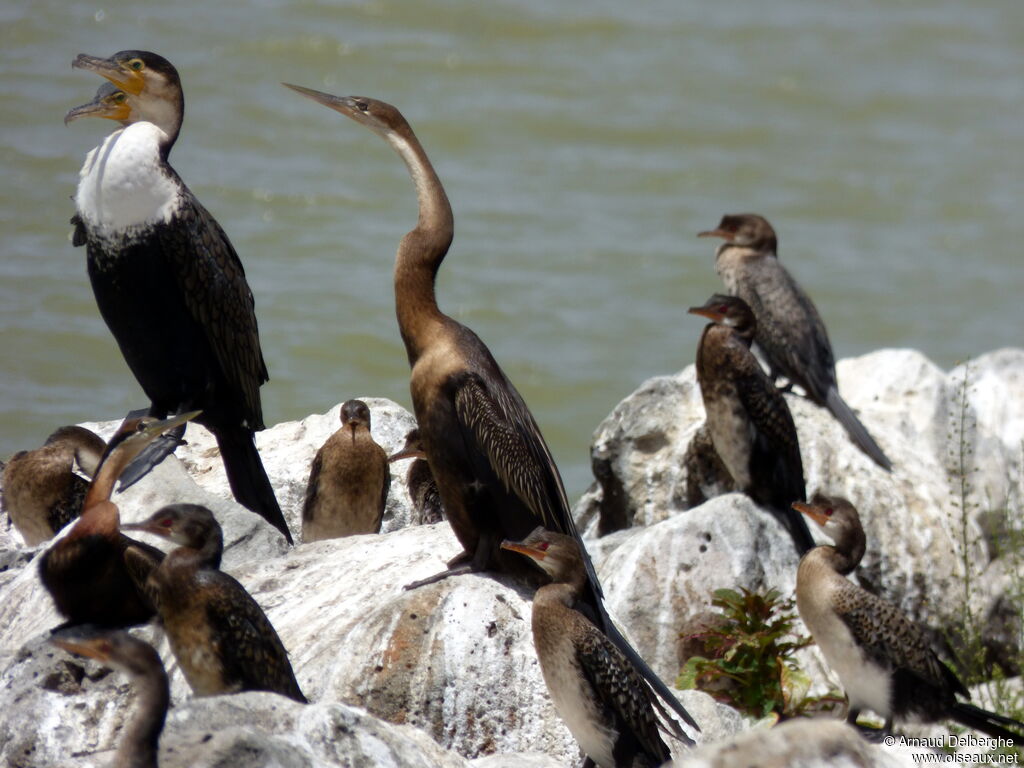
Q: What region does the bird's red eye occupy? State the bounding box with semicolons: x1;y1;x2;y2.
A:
537;541;550;551
160;518;173;528
825;508;833;516
718;305;728;313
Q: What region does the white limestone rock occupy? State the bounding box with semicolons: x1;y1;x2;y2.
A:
575;349;1023;679
674;718;917;768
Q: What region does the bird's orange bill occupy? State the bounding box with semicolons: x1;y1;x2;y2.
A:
500;539;547;561
687;306;725;321
73;54;145;94
792;501;829;526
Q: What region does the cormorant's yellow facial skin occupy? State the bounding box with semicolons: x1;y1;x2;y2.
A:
64;87;131;125
72;53;146;95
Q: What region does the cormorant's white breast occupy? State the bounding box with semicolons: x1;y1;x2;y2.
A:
75;122;181;240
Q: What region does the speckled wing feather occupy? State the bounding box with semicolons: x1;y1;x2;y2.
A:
453;372;571;535
835;588;965;699
153;191;268;428
201;571;306;702
734;366;805;507
576;630;670;765
737;262;836;403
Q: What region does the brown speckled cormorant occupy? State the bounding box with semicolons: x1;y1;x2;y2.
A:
51;626;168;768
699;214;892;471
283;84;697;738
502;528;672;768
689;294;814;554
66;51;292;543
794;495;1023;742
388;427;443;525
38;412;197;628
302;400;389;542
123;503;306;702
2;426;106;546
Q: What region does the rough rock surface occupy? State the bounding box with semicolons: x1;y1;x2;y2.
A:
675;718;915;768
577;349;1024;686
3;349;1023;767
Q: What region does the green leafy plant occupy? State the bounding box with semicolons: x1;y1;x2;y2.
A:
677;586;841;719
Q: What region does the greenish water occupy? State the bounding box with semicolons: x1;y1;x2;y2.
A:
2;0;1023;499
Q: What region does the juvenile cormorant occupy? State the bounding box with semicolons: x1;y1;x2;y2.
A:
793;495;1022;742
689;294;814;554
65;51;292;543
283;84;696;738
38;411;197;628
388;427;443;525
302;400;389;542
502;529;672;768
123;503;306;702
2;425;106;546
699;214;892;471
51;626;168;768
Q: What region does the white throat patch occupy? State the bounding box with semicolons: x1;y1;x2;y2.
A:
75;122;182;239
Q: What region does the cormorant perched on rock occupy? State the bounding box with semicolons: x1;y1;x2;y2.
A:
388;427;443;525
689;294;814;554
302;400;389;542
123;503;306;702
65;51;292;543
699;214;892;471
38;411;197;628
283;84;697;739
2;426;106;546
502;529;672;768
794;495;1023;742
51;626;168;768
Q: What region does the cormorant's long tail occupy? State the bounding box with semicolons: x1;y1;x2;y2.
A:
951;702;1024;745
825;387;892;471
215;426;293;544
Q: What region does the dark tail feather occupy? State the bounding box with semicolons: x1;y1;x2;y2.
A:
951;702;1024;745
769;505;816;556
215;427;293;544
603;620;698;743
825;387;892;471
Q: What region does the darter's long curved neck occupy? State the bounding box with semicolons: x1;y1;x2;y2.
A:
384;127;454;364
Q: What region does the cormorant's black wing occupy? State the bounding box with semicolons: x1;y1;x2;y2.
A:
153;191;268;427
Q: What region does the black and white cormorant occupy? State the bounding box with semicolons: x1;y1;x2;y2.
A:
65;51;292;543
283;84;697;741
699;214;892;472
